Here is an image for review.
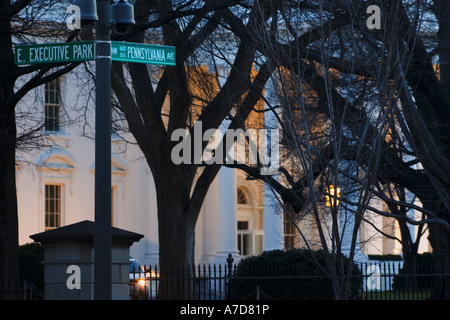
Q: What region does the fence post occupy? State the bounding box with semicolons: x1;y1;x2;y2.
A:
30;220;143;300
226;254;234;300
23;280;28;300
442;267;447;300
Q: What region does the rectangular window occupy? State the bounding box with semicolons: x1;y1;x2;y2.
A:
284;213;296;250
238;233;252;256
254;234;263;255
237;221;251;256
45;78;61;132
237;221;248;230
45;184;62;231
237;221;264;256
111;187;116;226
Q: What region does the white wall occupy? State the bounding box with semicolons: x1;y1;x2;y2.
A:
16;67;278;267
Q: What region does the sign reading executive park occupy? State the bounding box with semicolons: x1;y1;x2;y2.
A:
15;41;95;65
15;41;176;66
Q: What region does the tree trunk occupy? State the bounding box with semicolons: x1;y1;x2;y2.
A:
155;172;198;300
428;221;450;261
0;109;19;298
0;110;19;299
0;16;19;298
425;202;450;299
402;244;419;290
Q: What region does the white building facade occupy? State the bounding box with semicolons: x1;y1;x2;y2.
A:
15;69;286;266
15;62;431;267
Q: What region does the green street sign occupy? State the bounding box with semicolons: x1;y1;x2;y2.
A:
15;41;176;66
15;41;95;65
111;41;175;65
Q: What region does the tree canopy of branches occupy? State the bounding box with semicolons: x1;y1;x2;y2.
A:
3;0;449;300
111;0;276;298
1;0;84;294
104;0;450;298
222;0;450;297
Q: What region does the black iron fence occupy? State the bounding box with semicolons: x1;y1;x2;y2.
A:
3;256;448;300
130;256;449;300
359;261;448;300
0;279;44;300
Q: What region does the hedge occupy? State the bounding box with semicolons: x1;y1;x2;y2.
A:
230;249;362;300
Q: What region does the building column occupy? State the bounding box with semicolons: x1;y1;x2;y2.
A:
199;174;219;264
144;169;159;266
262;93;284;252
216;167;239;260
263;184;284;251
393;220;403;255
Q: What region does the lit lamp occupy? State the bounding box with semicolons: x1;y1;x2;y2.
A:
325;185;340;208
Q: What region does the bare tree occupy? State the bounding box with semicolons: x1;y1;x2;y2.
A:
361;0;450;277
110;0;276;298
1;0;84;296
224;0;395;299
222;0;449;298
270;0;450;277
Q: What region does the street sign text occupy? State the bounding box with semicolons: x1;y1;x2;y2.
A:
15;41;176;66
15;41;95;65
111;41;175;65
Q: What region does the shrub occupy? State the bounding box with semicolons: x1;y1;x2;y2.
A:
19;243;44;289
231;249;361;300
392;253;436;290
368;254;402;261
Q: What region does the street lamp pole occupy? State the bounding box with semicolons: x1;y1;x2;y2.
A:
94;0;112;300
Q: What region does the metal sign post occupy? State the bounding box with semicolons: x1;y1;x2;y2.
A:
94;0;112;300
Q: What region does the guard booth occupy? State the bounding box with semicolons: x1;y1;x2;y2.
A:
30;220;143;300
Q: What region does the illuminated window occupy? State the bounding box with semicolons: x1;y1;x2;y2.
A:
237;188;248;204
284;213;296;249
325;185;340;207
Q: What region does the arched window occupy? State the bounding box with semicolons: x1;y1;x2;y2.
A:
237;188;248;204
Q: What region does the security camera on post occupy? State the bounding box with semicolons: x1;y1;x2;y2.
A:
71;0;135;35
71;0;98;27
110;0;135;35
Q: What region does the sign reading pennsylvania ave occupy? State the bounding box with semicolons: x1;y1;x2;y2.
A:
110;41;176;65
15;41;95;65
